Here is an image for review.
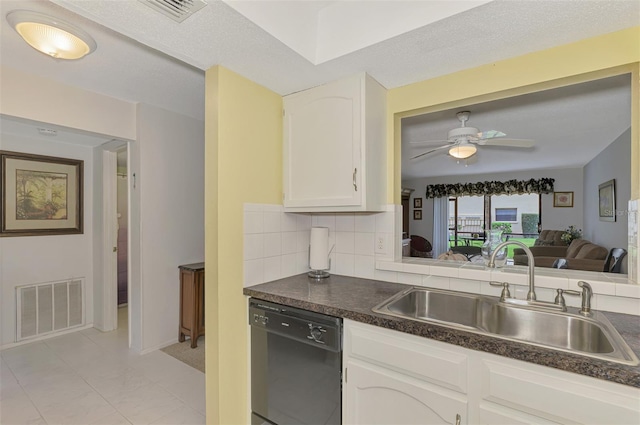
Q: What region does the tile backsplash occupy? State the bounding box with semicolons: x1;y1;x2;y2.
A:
243;203;399;287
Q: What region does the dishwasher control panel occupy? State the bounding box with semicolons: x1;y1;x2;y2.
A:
249;298;342;352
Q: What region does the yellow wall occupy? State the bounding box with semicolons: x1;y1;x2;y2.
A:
205;66;283;424
387;26;640;203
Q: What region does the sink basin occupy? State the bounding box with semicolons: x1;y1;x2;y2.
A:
373;287;639;365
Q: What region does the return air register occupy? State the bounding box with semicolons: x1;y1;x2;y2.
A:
139;0;207;22
16;279;84;341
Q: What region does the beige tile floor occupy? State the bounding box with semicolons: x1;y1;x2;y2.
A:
0;308;205;425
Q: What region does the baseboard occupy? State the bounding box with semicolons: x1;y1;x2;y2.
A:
0;323;94;351
139;337;178;355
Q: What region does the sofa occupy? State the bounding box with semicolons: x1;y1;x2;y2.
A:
513;238;608;271
531;229;568;247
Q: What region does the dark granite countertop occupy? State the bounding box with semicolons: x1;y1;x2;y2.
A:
243;273;640;389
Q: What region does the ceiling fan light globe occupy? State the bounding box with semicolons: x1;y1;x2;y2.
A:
449;144;476;159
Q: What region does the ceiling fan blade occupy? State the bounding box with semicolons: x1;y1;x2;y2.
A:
409;139;450;145
410;144;451;160
480;138;535;148
477;130;506;139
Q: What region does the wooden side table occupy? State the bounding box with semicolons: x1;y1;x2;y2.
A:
178;262;205;348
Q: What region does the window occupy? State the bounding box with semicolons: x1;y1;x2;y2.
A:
448;193;542;251
495;207;517;222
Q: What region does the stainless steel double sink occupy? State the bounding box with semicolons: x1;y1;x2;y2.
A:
373;287;639;365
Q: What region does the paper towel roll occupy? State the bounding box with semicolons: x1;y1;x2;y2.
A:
309;227;329;270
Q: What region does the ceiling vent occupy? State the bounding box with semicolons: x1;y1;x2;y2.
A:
139;0;207;23
38;128;57;136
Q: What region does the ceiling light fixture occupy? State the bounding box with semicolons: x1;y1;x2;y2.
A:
6;10;96;60
449;142;477;159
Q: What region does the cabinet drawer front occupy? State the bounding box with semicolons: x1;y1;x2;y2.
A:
345;320;468;393
478;402;562;425
346;360;467;425
481;359;640;424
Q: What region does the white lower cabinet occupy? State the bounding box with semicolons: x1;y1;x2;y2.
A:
477;359;640;424
343;319;640;425
345;359;466;424
344;319;468;424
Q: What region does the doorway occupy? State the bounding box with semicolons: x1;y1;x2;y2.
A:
100;141;130;335
116;149;128;307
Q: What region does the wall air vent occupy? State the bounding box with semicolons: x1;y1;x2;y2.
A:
139;0;207;23
16;279;84;341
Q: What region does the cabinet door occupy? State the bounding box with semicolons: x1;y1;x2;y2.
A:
345;360;466;425
478;358;640;424
283;76;361;208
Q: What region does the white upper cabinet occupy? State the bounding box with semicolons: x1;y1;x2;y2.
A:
283;73;387;212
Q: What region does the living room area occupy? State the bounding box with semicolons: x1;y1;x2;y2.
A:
401;73;631;274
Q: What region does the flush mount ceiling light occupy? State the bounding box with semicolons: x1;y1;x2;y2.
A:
6;10;96;60
449;142;477;159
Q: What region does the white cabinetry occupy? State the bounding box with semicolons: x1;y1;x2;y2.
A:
283;73;386;212
343;320;640;425
477;358;640;424
344;320;468;424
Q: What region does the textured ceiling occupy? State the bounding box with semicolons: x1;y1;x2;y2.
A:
50;0;639;96
0;0;205;121
0;0;638;177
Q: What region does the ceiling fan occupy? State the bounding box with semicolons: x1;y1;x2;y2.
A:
410;111;535;160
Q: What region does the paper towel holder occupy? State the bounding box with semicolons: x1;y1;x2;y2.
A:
308;244;334;279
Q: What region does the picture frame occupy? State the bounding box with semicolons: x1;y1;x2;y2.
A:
413;197;422;209
553;191;573;208
413;210;422;220
1;151;83;237
598;179;616;222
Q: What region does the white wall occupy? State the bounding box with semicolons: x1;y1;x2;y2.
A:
0;134;96;346
1;69;206;352
404;168;584;244
0;66;135;141
134;103;205;352
583;128;631;271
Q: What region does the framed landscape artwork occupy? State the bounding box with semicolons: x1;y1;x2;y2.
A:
598;179;616;222
553;191;573;207
1;151;83;237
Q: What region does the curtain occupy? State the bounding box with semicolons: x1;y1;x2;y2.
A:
432;197;449;257
425;178;554;198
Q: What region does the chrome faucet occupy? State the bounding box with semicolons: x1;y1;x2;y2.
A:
488;240;537;301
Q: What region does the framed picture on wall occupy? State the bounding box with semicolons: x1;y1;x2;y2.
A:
413;210;422;220
598;179;616;222
413;197;422;209
1;151;84;237
553;191;573;208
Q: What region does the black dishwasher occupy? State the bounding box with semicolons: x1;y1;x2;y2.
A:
249;298;342;425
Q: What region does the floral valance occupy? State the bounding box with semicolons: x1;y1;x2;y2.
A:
425;178;555;199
